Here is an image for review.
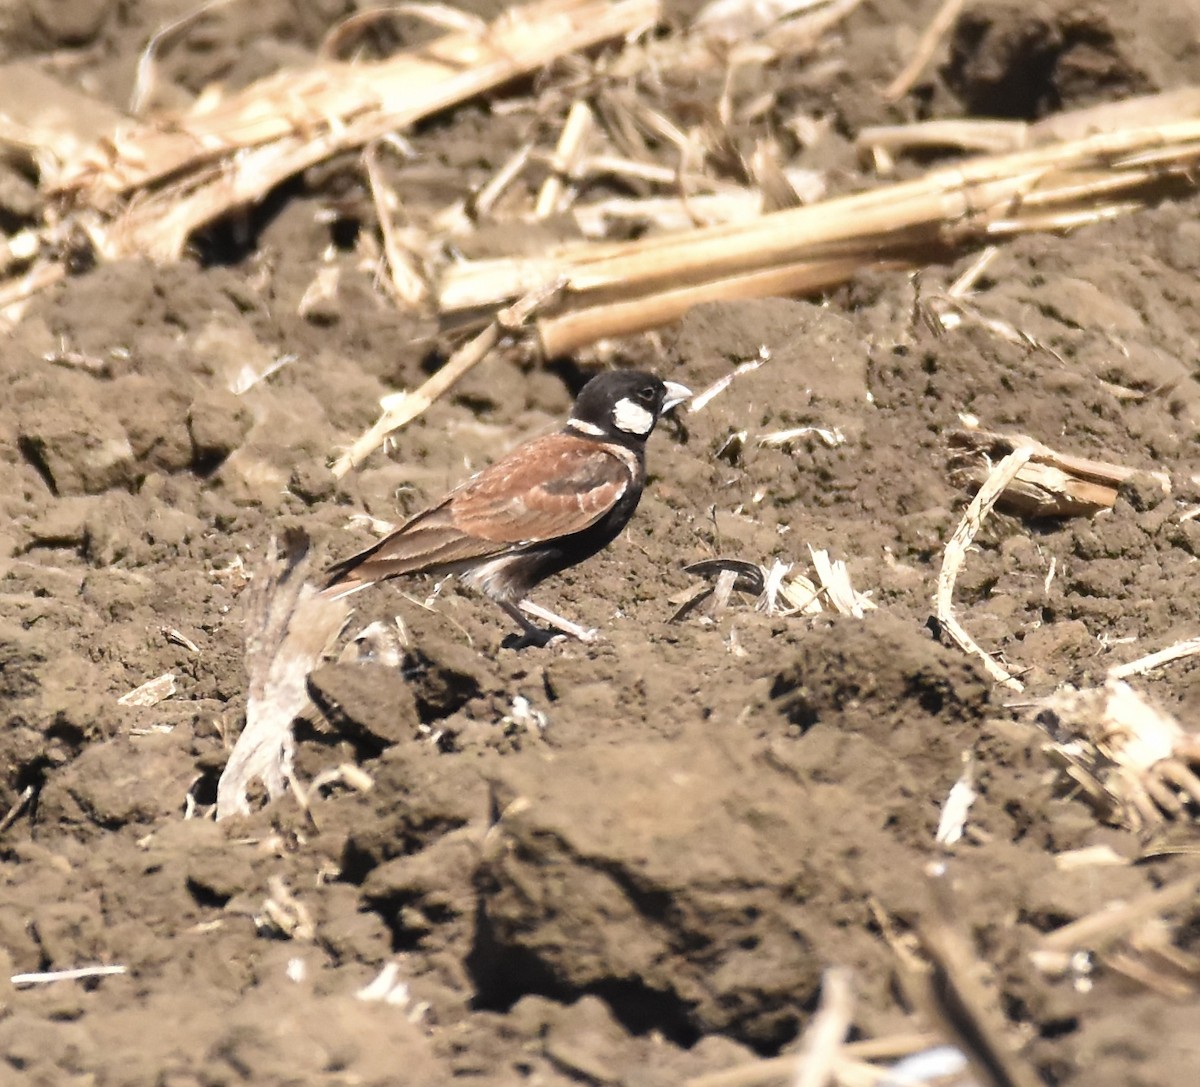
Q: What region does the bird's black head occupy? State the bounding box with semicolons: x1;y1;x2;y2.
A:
564;371;691;445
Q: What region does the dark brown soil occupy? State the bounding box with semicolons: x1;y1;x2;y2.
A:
3;0;1200;1084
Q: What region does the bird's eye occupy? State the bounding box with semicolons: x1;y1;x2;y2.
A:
637;386;656;403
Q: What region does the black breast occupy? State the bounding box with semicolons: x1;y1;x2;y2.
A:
499;475;646;597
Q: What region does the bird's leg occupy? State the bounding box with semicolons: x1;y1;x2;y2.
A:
498;600;598;647
498;602;559;648
519;600;598;643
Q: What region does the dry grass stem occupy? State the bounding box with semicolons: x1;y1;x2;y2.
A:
1039;871;1200;956
0;785;36;835
215;533;350;820
688;348;770;412
130;0;241;114
537;256;892;354
791;966;855;1087
1109;636;1200;679
568;190;766;237
535;100;595;218
947;246;999;297
910;864;1044;1087
865;86;1200;160
683;1033;939;1087
882;0;965;103
331;278;564;476
11;965;128;987
935;446;1033;692
363;143;429;308
434;144;536;233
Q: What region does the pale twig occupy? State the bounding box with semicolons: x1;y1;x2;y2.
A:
12;965;127;987
883;0;966;102
1039;871;1200;955
535;100;595;218
1109;636;1200;679
947;246;998;297
0;785;35;835
362;142;428;308
915;863;1043;1087
791;966;855;1087
131;0;241;113
935;446;1033;691
688;347;770;412
330;278;564;477
432;143;535;232
321;1;489;58
683;1034;937;1087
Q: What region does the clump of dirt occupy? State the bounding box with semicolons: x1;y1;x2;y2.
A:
3;1;1200;1085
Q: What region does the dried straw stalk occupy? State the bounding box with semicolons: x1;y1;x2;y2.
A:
948;428;1162;517
55;0;659;262
436;107;1200;352
935;446;1033;692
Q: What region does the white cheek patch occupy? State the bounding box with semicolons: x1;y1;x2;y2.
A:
612;397;654;436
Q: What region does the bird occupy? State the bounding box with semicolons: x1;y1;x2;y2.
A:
324;370;691;646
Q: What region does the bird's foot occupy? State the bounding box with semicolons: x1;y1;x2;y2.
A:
500;601;600;649
502;627;567;650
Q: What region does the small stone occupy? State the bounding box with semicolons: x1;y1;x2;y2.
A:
308;662;420;749
187;389;253;473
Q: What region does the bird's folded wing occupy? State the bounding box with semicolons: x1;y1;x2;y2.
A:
324;437;630;589
449;436;630;544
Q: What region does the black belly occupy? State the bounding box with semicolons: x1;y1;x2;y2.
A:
498;480;644;598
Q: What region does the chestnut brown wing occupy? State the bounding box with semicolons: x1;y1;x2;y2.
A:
324;435;631;590
447;434;632;543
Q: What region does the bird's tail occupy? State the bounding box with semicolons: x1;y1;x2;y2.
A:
322;510;492;599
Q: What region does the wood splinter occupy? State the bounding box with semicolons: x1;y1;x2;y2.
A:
948;428;1167;517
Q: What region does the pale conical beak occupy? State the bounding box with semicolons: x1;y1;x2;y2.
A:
662;381;692;413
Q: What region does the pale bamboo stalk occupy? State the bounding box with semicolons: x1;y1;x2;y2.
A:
865;87;1200;158
439;117;1200;321
537;255;903;354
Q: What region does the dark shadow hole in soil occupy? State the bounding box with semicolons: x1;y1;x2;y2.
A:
191;178;304;267
188;767;220;809
294;714;386;764
1039;1017;1079;1040
17;436;58;496
466;906;701;1049
944;19;1063;120
189;449;229;479
339;839;378;886
186;876;232;909
364;891;458;953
